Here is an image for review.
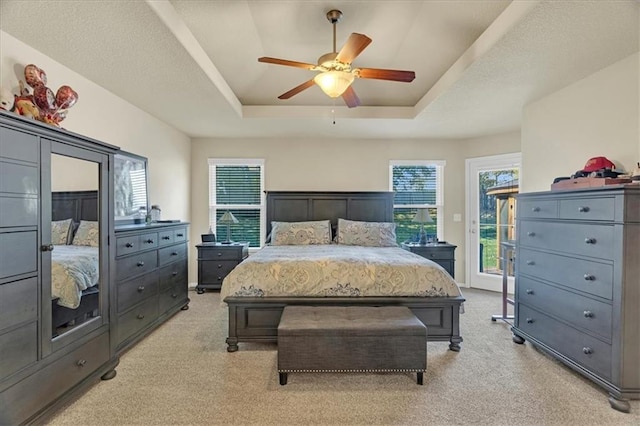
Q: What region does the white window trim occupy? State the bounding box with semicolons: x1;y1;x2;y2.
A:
208;158;265;247
389;160;446;240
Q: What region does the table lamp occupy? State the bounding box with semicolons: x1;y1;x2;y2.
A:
218;211;239;244
412;208;433;245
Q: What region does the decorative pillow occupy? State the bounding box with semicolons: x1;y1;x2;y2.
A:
51;218;73;245
72;220;100;247
271;220;332;245
337;218;398;247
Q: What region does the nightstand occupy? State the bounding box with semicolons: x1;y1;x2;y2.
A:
401;242;456;278
196;242;249;293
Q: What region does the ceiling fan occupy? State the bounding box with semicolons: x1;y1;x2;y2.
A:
258;10;416;108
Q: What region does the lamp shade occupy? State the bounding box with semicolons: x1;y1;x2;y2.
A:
313;70;355;98
412;208;433;224
218;210;239;225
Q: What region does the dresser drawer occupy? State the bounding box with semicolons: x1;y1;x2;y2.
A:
117;271;159;313
158;243;187;267
199;260;239;284
173;228;187;242
157;230;174;246
518;199;558;219
116;250;158;281
0;195;38;227
0;126;39;163
559;197;615;221
0;231;37;280
0;322;37;380
159;284;187;313
518;276;612;340
518;248;613;300
0;277;37;329
0;161;39;196
409;248;452;260
159;259;187;291
139;232;159;250
518;221;614;260
198;246;244;260
518;304;611;380
117;297;158;345
0;332;110;425
115;235;139;257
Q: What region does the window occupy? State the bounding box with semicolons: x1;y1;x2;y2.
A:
208;159;264;247
389;160;445;244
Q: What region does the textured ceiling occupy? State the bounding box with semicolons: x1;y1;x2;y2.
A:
0;0;638;139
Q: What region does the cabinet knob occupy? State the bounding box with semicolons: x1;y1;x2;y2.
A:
584;238;596;244
41;244;54;252
217;276;222;280
177;233;184;237
526;260;535;266
125;242;134;248
217;252;222;257
76;359;86;367
171;293;178;298
582;347;593;355
217;264;223;269
583;274;595;281
137;261;145;267
525;289;534;295
583;310;593;318
145;239;154;244
171;252;178;256
137;314;145;320
137;285;145;292
172;271;178;276
578;206;590;213
527;231;535;237
526;318;534;324
532;207;540;212
162;236;171;240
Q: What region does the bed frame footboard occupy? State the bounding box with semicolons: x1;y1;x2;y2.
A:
224;296;464;352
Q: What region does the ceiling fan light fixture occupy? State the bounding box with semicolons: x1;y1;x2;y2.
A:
313;70;354;98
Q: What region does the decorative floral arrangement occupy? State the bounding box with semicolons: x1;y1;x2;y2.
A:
0;64;78;127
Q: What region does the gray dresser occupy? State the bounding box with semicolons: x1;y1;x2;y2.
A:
512;186;640;412
114;223;189;353
0;111;118;424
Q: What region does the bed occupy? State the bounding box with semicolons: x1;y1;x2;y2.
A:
51;190;101;335
222;191;465;352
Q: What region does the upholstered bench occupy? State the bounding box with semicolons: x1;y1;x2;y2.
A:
277;305;427;385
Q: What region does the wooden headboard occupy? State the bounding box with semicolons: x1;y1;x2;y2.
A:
52;190;98;222
265;191;394;236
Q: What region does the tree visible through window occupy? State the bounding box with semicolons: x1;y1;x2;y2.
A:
390;161;444;244
208;159;264;247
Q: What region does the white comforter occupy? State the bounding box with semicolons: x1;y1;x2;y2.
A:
52;245;99;309
221;245;461;300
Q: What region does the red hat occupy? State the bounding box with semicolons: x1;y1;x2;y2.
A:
582;157;615;172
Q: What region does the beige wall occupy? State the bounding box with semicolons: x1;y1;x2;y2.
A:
51;154;98;191
521;52;640;192
190;132;521;284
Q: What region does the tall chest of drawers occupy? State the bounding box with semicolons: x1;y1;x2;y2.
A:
114;223;189;353
512;186;640;412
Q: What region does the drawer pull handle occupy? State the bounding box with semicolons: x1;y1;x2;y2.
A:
171;293;178;298
137;314;145;320
137;285;145;292
177;233;184;237
217;252;223;257
582;347;593;355
526;260;535;266
171;252;178;256
583;274;595;281
172;271;178;276
584;238;596;244
137;261;145;267
162;236;171;240
526;318;534;324
578;206;590;213
217;276;222;280
527;232;535;237
583;310;593;318
525;289;534;295
125;242;134;248
76;359;86;367
146;239;154;244
532;207;540;212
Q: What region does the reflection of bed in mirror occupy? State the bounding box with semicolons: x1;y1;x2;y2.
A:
51;190;100;336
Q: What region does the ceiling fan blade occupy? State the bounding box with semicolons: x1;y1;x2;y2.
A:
278;79;316;100
258;57;316;70
341;86;360;108
336;33;372;64
356;67;416;82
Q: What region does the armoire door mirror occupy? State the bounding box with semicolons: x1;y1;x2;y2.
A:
114;151;148;225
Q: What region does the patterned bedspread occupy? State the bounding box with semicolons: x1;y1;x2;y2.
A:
221;245;461;300
52;245;99;309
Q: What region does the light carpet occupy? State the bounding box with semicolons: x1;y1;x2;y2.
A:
48;288;639;425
